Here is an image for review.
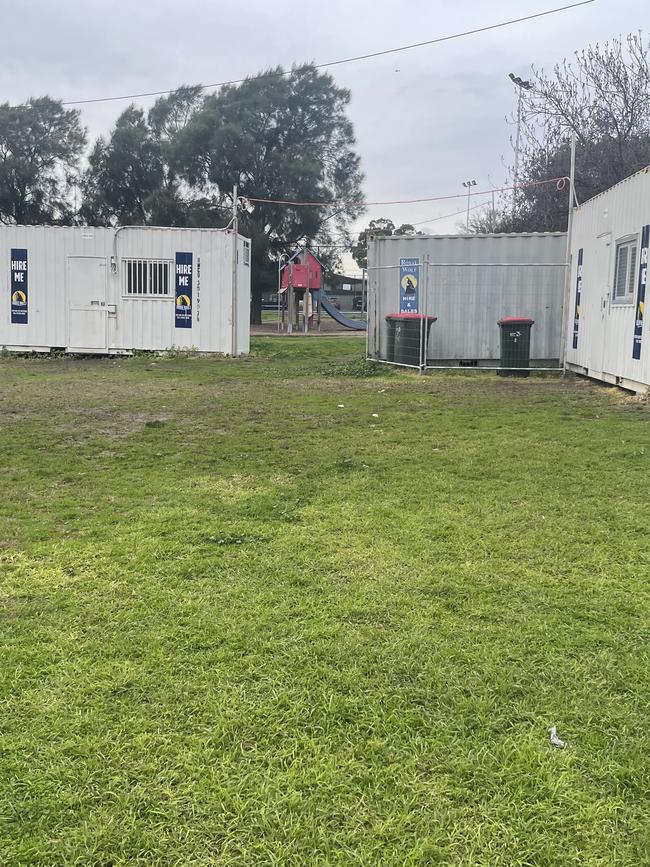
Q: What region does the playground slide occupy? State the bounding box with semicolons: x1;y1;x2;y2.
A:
315;291;367;331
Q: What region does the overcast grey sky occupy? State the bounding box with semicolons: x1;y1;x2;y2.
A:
2;0;644;271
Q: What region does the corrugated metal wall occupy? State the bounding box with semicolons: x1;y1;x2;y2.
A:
368;233;567;365
565;167;650;392
0;225;251;354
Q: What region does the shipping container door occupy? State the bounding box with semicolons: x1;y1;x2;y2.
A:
584;234;611;375
67;257;109;352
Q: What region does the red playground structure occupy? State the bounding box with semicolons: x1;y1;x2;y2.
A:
279;250;366;333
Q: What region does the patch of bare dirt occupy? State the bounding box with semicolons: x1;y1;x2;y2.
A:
56;410;172;440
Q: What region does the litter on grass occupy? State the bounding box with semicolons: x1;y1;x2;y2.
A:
549;726;566;749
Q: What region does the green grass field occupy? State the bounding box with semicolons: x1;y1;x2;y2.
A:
1;338;649;866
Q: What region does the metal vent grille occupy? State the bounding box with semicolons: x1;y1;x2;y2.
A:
123;259;173;296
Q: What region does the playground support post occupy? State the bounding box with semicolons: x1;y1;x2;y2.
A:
304;287;309;333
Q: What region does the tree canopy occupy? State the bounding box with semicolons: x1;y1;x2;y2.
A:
79;65;364;321
472;33;650;234
81;86;215;228
81;106;164;226
0;97;86;225
175;66;364;319
351;219;416;270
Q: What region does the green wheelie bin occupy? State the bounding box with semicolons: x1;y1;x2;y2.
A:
384;315;398;362
385;313;437;366
497;317;534;377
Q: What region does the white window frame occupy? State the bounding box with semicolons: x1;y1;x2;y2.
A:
612;235;638;305
122;258;174;299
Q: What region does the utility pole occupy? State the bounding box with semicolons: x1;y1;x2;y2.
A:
509;73;532;209
231;184;238;356
462;180;477;229
559;132;577;372
487;174;498;231
277;252;289;332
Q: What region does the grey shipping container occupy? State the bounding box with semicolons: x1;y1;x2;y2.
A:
367;232;567;367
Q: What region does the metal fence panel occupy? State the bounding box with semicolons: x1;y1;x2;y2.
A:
367;233;567;371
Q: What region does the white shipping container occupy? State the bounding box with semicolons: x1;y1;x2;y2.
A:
1;225;251;355
565;166;650;393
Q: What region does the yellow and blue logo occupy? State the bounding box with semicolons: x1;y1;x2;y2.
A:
401;274;417;293
176;293;191;307
12;289;27;304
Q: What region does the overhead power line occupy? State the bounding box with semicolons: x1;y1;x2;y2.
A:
61;1;595;106
244;176;569;208
410;200;492;227
320;200;494;242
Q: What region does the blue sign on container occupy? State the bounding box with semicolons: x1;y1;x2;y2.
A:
399;257;419;313
572;248;583;350
10;248;28;325
175;252;193;329
632;225;649;360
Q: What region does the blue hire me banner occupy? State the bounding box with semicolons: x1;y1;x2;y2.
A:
10;248;28;324
632;225;649;360
175;252;193;329
572;248;583;350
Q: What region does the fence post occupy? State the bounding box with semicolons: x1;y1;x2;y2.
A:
366;267;373;360
419;254;430;372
